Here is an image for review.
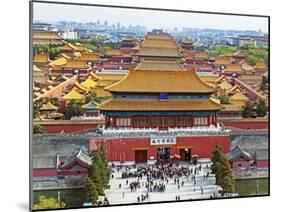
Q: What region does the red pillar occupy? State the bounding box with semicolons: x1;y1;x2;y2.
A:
149;115;152;128
207;115;210;126
191;115;194;127
132;115;134;128
113;116;116;127
105;116;109;128
215;113;217;126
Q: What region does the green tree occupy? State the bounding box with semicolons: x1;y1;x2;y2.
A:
48;47;61;60
88;152;104;195
242;101;255;118
33;196;65;210
207;45;237;55
215;159;235;193
211;145;225;174
97;145;110;187
211;145;235;194
256;99;267;117
64;100;84;120
85;177;99;204
85;90;101;104
33;124;46;134
260;76;268;91
240;42;256;50
219;95;229;104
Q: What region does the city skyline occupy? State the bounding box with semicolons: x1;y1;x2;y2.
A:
33;2;268;32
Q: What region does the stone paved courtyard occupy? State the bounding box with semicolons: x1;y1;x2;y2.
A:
104;162;222;205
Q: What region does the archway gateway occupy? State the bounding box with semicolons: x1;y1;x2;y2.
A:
179;148;192;161
157;147;170;161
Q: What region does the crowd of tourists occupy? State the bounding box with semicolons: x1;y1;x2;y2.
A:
111;162;210;195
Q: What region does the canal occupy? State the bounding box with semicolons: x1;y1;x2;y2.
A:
235;178;269;196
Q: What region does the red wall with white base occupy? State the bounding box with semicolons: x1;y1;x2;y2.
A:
90;135;230;162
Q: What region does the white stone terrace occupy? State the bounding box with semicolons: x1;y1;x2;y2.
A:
99;125;231;138
105;162;224;205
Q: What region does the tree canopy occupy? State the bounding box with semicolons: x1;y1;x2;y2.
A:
85;177;99;204
211;145;235;194
86;145;110;201
33;124;46;134
242;101;255;118
64;100;84;120
256;99;267;117
33;196;65;210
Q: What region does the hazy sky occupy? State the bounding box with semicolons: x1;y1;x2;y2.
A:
33;2;268;32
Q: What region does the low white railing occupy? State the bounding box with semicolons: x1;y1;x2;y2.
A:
100;125;231;136
71;114;105;120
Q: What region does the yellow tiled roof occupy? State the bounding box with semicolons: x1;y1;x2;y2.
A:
140;38;178;49
105;69;215;93
80;52;100;61
227;85;243;94
225;64;243;72
242;63;255;71
74;52;82;57
49;57;68;67
40;102;58;110
96;73;126;81
98;98;224;111
60;53;71;60
80;78;98;90
62;60;88;69
137;48;181;57
215;75;229;83
135;60;184;71
61;43;78;51
34;53;49;63
229;92;249;101
88;72;101;81
224;51;233;57
146;34;172;40
62;90;85;100
73;82;88;92
33;32;63;40
221;104;242;111
96;80;113;87
105;49;122;56
218;81;233;90
33;65;42;72
255;60;267;69
213;57;231;65
92;86;112;98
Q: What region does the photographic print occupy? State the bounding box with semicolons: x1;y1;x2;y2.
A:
30;1;269;211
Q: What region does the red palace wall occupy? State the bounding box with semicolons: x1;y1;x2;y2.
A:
256;160;269;168
33;169;57;177
222;120;268;129
34;120;104;133
90;135;230;162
